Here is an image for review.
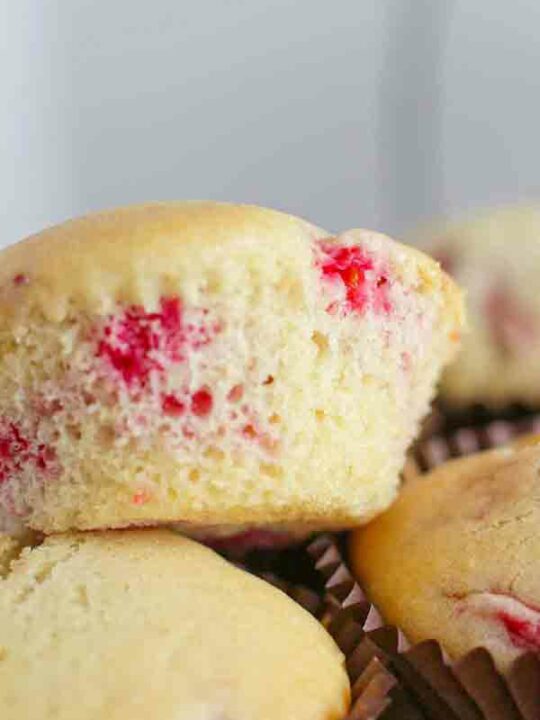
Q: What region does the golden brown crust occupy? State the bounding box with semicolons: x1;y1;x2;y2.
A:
0;201;463;327
351;437;540;671
0;201;323;321
0;529;349;719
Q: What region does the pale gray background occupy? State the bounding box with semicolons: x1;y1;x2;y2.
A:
2;0;540;247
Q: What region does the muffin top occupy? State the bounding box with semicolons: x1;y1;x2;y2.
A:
0;529;349;720
0;201;324;322
351;434;540;671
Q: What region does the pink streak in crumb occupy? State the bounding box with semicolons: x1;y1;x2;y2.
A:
0;420;58;485
12;274;29;286
97;296;220;423
97;297;184;388
485;284;537;357
317;241;392;316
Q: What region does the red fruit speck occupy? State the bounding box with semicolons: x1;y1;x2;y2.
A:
132;490;152;506
498;611;540;651
227;384;244;403
0;421;56;484
191;389;213;417
242;423;257;440
13;274;29;286
162;394;186;418
318;241;392;316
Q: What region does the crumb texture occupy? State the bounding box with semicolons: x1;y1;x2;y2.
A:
0;202;463;532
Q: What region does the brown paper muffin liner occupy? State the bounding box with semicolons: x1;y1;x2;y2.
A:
308;534;540;720
423;402;540;440
410;413;540;478
252;569;325;619
239;539;325;592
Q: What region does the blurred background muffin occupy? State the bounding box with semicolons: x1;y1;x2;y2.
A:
351;435;540;673
416;206;540;433
418;206;540;404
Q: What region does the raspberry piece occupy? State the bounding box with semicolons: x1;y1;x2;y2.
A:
318;241;391;316
498;610;540;650
455;591;540;652
191;389;213;417
161;394;186;418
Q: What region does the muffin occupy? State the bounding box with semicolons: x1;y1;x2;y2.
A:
350;435;540;671
0;529;349;719
417;204;540;410
0;201;463;533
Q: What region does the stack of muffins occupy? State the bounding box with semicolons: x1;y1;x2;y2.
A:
0;201;469;718
3;200;540;718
